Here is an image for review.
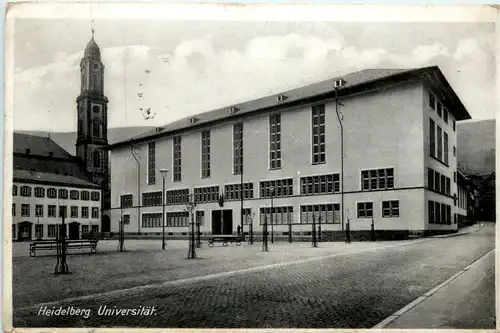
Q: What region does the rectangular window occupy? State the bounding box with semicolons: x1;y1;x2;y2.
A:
12;185;17;196
81;207;89;219
260;178;293;198
446;177;451;195
242;208;252;225
440;175;446;195
453;146;456;157
443;108;448;124
48;205;56;218
142;191;162;207
224;182;254;201
48;225;57;238
436;203;441;223
196;211;205;226
20;186;32;197
260;206;294;225
429;92;435;109
21;204;30;217
434;170;440;192
233;123;243;174
148;142;156;185
201;130;211;178
361;168;394;191
428;168;434;190
71;206;78;218
47;188;57;198
81;191;90;201
300;174;340;195
91;191;100;201
166;212;189;227
166;189;190;205
437;102;442;118
446;205;451;224
35;204;44;217
120;194;133;208
12;203;15;217
299;204;339;224
453;119;456;131
428;201;434;223
34;187;45;198
82;225;89;234
312;104;326;164
269;113;282;169
91;207;99;219
70;190;80;200
173;136;182;182
357;202;373;218
35;224;43;239
59;206;67;218
382;200;399;217
58;189;68;199
430;118;436;157
454;171;457;183
437;126;443;161
444;131;449;165
91;225;99;233
194;186;219;203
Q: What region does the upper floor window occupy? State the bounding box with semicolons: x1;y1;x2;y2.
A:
437;102;443;118
93;150;102;169
166;189;190;205
194;186;219;204
91;191;100;201
70;190;80;200
173;137;182;182
443;108;448;124
260;178;293;198
20;185;31;197
12;185;17;196
224;183;254;201
35;204;44;217
201;130;211;178
47;188;57;198
301;174;339;195
233;123;243;175
81;191;90;201
269;113;282;169
361;168;394;191
147;142;156;185
430;118;436;158
436;126;443;161
92;120;101;138
34;187;45;198
120;194;133;208
312;104;326;164
357;202;373;218
21;204;30;217
453;119;456;131
382;200;399;218
429;92;435;110
444;132;449;165
58;189;68;199
142;191;162;207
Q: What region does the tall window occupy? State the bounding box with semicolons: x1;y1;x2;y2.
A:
21;204;30;217
269;113;282;169
437;102;443;118
429;92;435;110
35;205;44;217
71;206;78;218
361;168;394;191
92;120;101;138
444;132;449;165
59;206;67;218
12;185;17;196
148;142;156;184
92;207;99;219
58;189;68;199
233;123;243;174
437;126;443;161
201;130;211;178
312;104;326;164
70;190;80;200
173;136;182;182
81;191;90;201
34;187;45;198
443;108;448;124
91;191;100;201
430;118;436;157
93;150;102;169
20;186;31;197
196;211;205;226
428;168;434;189
47;188;57;198
48;205;56;218
81;207;89;218
357;202;373;218
12;204;15;217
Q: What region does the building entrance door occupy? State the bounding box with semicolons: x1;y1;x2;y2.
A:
18;221;32;241
68;222;80;240
211;210;233;235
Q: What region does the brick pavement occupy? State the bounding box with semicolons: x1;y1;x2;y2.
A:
13;224;495;328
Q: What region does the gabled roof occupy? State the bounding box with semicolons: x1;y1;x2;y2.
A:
104;66;471;150
13;169;101;189
13;133;74;159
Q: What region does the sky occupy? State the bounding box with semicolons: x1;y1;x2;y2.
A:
12;17;496;132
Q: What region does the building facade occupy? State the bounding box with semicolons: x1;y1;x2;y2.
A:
106;66;471;239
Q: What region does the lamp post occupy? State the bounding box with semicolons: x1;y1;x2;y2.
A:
130;141;141;235
270;186;275;244
186;195;197;259
248;212;255;245
238;125;245;240
318;215;322;242
262;214;269;252
334;80;346;235
55;206;70;275
288;214;292;243
311;213;318;248
160;168;169;250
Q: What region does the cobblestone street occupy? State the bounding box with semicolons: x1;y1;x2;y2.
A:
13;224;494;328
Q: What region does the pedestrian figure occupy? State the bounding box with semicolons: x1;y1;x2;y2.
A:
237;225;241;236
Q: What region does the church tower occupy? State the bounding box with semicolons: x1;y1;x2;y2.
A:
76;30;109;186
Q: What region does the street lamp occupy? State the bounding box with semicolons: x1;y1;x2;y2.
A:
270;186;275;244
334;79;347;235
160;168;169;250
186;195;197;259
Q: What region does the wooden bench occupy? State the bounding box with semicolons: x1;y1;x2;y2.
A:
208;235;244;247
29;239;98;257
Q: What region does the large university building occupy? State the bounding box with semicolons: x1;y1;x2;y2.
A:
105;66;472;239
12;32;110;240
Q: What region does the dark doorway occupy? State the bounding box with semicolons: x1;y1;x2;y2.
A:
17;221;32;241
101;215;110;233
68;222;80;240
211;210;233;235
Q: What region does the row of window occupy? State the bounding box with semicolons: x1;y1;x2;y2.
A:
457;186;468;209
361;168;394;191
429;118;455;166
224;183;254;201
428;168;451;196
428;200;452;224
12;203;99;219
355;200;400;218
429;91;456;131
12;224;100;239
12;185;100;201
140;211;205;228
145;105;334;184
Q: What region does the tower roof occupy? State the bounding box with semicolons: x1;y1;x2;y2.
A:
84;35;101;59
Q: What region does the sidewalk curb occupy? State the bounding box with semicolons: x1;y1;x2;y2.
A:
430;223;484;239
372;248;495;329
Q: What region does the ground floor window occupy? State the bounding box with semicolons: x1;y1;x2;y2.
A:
357;202;373;218
300;204;339;224
260;206;294;225
166;212;189;227
196;211;205;226
91;225;99;233
382;200;399;217
82;225;89;234
142;213;163;228
242;208;252;224
48;225;57;238
35;224;43;239
91;207;99;219
428;201;451;224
